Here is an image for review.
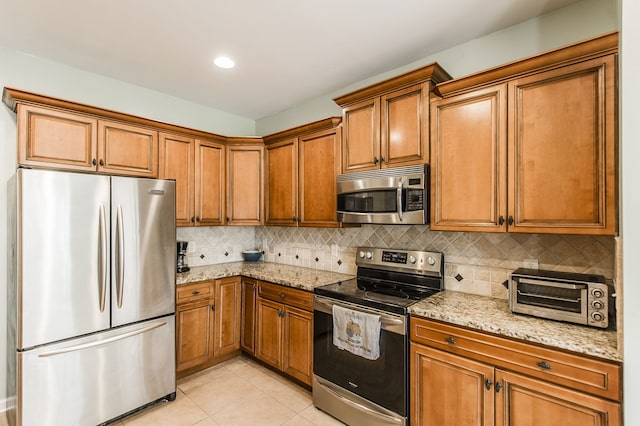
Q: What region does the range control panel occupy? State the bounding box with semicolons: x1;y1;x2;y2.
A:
356;247;443;277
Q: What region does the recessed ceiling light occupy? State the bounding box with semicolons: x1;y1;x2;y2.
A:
213;56;235;69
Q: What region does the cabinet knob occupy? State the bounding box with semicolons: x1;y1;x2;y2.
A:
279;293;285;299
211;303;215;311
196;216;201;222
92;158;97;166
495;382;503;393
292;216;297;222
485;379;492;390
99;159;104;167
373;156;379;165
191;217;196;223
380;156;385;163
499;216;505;225
444;337;456;345
537;361;552;370
508;216;514;225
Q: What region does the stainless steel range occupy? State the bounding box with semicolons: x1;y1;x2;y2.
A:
313;247;444;426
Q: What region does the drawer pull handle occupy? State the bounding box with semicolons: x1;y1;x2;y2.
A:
192;291;200;296
485;379;492;390
537;361;552;370
495;382;503;393
444;337;456;345
279;293;285;299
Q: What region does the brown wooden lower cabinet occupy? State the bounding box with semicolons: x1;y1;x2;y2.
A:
240;277;258;355
176;277;241;377
410;317;621;426
254;281;313;386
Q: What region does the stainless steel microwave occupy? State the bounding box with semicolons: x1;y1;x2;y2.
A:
509;268;615;329
337;164;428;225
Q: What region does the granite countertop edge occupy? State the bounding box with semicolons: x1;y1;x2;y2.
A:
408;291;621;362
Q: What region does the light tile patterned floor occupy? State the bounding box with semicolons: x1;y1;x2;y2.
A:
116;356;344;426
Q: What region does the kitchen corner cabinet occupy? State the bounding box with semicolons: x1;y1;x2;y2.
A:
430;32;618;235
264;118;341;227
176;277;241;377
240;277;258;355
16;103;158;177
334;63;451;174
410;317;621;426
226;144;264;225
159;133;226;226
255;281;313;385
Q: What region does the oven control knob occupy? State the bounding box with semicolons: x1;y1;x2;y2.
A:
409;255;417;264
366;251;373;259
592;288;605;298
592;300;605;310
427;256;436;266
591;311;605;322
359;250;365;259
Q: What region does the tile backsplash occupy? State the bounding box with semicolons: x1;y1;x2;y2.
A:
178;225;616;299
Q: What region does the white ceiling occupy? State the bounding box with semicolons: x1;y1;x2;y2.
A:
0;0;582;120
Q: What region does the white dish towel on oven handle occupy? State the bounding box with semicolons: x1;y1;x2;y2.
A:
332;304;381;361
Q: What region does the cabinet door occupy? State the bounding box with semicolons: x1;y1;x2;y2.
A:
227;146;264;225
282;306;313;386
381;83;429;168
430;85;508;232
299;127;341;227
240;278;257;355
214;277;241;356
159;133;194;226
195;139;225;226
17;104;98;171
507;55;616;235
255;297;283;369
342;97;380;173
265;138;298;226
495;370;620;426
176;299;214;372
410;343;494;426
97;120;158;177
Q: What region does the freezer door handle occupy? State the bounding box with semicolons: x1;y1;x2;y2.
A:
115;205;125;309
98;205;107;312
38;321;168;358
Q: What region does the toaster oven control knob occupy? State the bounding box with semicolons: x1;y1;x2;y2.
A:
366;251;373;259
592;288;605;298
359;251;365;259
427;256;436;266
409;255;417;264
591;311;605;322
592;300;605;310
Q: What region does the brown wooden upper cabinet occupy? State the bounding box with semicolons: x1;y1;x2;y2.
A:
159;133;226;226
226;142;264;225
15;103;158;177
334;64;451;174
263;118;342;227
430;32;618;235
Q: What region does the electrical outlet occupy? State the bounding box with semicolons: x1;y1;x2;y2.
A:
524;258;539;269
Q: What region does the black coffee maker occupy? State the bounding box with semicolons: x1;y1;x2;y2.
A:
177;241;190;273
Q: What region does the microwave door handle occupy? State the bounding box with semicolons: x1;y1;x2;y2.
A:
397;181;403;222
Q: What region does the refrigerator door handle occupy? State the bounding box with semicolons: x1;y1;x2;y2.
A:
37;321;168;358
116;205;125;308
98;205;107;312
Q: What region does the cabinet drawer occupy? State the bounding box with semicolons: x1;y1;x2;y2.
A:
258;281;313;311
410;316;621;401
177;281;214;304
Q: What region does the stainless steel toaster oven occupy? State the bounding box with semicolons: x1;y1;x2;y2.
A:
509;268;615;329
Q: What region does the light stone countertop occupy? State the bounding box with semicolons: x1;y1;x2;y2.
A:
176;261;355;291
409;291;620;362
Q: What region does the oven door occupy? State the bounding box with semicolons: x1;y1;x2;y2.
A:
313;295;408;418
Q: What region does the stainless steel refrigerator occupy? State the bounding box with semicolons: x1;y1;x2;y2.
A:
8;168;177;425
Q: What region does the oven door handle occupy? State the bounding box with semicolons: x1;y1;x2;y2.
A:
396;180;403;222
518;278;587;290
314;295;406;335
